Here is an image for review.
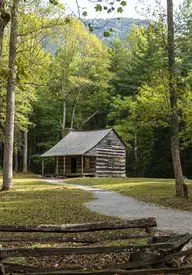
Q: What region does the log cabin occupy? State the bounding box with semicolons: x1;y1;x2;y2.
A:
41;128;126;177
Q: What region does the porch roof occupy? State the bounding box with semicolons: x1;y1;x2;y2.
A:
41;129;112;157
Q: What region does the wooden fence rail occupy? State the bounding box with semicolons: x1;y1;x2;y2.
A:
0;232;151;244
0;218;157;233
0;243;173;258
0;218;192;275
3;263;192;275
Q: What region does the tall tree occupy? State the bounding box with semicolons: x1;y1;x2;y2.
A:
49;19;111;134
167;0;188;198
23;130;27;172
0;1;10;57
2;0;19;190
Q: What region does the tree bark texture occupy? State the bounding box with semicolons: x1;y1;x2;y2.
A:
23;130;28;172
167;0;188;198
0;143;3;168
2;0;19;190
0;232;152;244
0;218;157;232
70;87;82;129
62;98;66;137
0;243;172;258
79;110;99;130
61;76;67;138
0;9;10;57
14;152;18;172
4;265;192;275
133;91;138;176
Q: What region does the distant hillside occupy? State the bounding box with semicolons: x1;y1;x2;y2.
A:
44;17;147;55
85;17;148;45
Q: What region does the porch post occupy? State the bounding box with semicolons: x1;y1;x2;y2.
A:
81;155;84;176
63;156;65;175
42;158;44;175
56;157;58;174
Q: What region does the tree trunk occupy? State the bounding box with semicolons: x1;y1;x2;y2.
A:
14;152;18;172
79;110;99;130
2;0;19;191
61;76;67;138
167;0;188;198
0;143;3;168
133;91;138;176
28;145;31;171
62;99;66;130
61;98;67;137
0;9;10;57
23;130;28;172
70;88;81;130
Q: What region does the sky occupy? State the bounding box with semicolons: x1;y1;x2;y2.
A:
63;0;183;19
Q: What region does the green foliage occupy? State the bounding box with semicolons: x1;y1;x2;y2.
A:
104;31;110;37
136;72;171;128
95;4;102;12
120;1;127;7
2;0;192;180
49;0;58;6
117;7;123;13
106;15;192;177
48;18;112;130
85;18;147;45
26;18;112;172
82;11;87;17
29;87;62;172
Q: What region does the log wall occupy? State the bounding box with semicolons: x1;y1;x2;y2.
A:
87;130;126;177
57;130;126;177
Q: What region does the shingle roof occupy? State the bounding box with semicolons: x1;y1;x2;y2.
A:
41;129;112;157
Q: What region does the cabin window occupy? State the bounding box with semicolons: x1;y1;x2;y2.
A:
106;139;112;146
84;157;90;169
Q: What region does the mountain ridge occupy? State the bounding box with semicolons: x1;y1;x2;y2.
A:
85;17;148;44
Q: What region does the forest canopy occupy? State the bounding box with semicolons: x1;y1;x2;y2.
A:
1;0;192;191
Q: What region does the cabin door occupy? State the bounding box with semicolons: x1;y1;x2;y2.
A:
71;158;77;173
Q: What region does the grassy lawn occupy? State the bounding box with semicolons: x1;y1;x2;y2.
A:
0;173;113;225
1;174;191;271
64;177;192;211
0;173;144;270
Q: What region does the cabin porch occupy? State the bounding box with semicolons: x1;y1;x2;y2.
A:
42;155;96;177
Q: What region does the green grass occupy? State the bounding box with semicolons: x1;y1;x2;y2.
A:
0;174;144;270
0;174;192;271
64;177;192;211
0;173;114;225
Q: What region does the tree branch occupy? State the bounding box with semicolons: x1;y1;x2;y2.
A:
78;109;99;130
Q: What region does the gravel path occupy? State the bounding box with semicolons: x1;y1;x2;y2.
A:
43;179;192;234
